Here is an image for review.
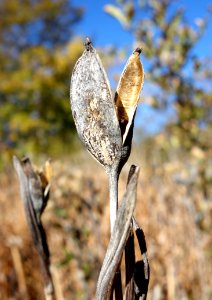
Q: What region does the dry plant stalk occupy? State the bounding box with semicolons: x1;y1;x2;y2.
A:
70;38;149;299
71;37;122;232
10;245;29;300
96;165;139;299
13;156;56;300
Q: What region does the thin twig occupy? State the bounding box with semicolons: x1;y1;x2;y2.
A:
51;266;65;300
10;246;29;300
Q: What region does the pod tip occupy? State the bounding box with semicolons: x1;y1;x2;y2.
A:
134;47;142;55
84;37;92;51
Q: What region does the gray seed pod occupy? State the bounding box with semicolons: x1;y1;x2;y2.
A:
14;157;49;222
70;38;122;172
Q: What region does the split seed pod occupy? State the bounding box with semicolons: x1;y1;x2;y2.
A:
13;156;54;296
13;156;51;222
70;38;122;172
38;159;52;198
115;48;144;173
115;48;144;143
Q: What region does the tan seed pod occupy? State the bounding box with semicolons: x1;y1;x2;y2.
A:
39;160;52;198
115;48;144;143
29;160;52;198
43;160;52;183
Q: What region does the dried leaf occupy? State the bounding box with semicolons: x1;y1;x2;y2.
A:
115;48;144;143
124;228;135;300
96;165;140;299
70;39;122;172
104;4;130;28
132;218;150;300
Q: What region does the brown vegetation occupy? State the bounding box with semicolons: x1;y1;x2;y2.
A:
0;152;211;299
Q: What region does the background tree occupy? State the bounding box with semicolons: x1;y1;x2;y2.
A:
105;0;211;149
0;0;84;166
105;0;211;197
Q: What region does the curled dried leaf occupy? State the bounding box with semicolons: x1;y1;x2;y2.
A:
96;165;140;299
115;48;144;143
104;4;130;28
132;217;150;299
13;156;50;221
70;38;122;171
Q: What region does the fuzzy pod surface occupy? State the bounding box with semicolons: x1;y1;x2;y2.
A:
70;39;122;171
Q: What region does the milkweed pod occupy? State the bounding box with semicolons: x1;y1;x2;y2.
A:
70;38;122;171
115;48;144;143
13;156;49;220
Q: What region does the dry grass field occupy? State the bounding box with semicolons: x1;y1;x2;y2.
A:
0;151;211;300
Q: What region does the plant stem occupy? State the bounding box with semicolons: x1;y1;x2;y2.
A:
108;167;119;233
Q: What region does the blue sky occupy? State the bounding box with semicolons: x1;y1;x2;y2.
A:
71;0;212;136
72;0;212;53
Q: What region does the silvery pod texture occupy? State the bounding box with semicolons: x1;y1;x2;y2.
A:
70;38;122;173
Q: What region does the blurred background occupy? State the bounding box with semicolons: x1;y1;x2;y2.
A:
0;0;211;299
